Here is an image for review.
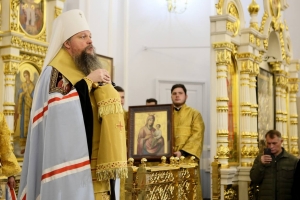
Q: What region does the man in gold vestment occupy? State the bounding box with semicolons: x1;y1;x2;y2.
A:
0;112;21;177
18;10;127;200
171;84;205;200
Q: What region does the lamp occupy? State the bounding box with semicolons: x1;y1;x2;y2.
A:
166;0;188;14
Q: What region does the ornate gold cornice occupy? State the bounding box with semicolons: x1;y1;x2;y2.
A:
213;42;234;50
237;53;256;60
11;36;48;55
2;54;22;61
21;53;44;69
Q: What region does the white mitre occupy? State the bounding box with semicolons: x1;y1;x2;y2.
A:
42;9;90;70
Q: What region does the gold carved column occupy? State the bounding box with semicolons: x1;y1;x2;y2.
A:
2;55;22;129
289;77;299;156
269;61;289;150
237;53;254;167
249;59;259;161
213;42;234;168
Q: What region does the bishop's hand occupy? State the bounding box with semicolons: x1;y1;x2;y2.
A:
87;68;111;85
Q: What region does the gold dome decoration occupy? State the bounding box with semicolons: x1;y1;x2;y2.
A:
248;0;260;15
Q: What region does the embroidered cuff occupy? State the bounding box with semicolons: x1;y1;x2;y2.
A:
83;77;93;91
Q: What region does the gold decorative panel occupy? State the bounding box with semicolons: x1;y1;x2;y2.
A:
227;2;240;36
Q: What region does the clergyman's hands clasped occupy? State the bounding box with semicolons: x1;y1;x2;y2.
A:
261;155;272;165
86;69;111;84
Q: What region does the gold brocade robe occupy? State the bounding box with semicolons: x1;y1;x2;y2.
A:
50;49;128;199
173;104;204;159
0;113;21;177
173;104;205;200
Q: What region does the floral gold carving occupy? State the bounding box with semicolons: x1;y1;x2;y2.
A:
11;36;22;47
217;144;230;158
256;38;260;47
216;49;231;66
211;156;221;200
55;6;62;18
149;171;174;184
4;61;19;75
227;2;240;36
241;145;251;158
259;11;269;33
249;34;256;44
289;83;298;93
215;0;224;15
10;0;19;31
224;185;238;200
263;39;268;50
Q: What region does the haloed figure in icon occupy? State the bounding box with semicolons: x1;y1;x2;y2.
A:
137;115;164;155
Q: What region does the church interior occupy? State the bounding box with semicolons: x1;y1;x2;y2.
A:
1;0;300;199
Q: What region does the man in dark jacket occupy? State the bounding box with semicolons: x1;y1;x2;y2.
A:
250;130;298;200
292;160;300;200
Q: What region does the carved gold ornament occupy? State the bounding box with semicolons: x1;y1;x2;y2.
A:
217;144;230;158
227;2;240;36
215;0;224;15
259;11;269;33
269;0;281;19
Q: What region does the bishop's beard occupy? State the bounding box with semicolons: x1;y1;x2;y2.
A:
72;45;102;76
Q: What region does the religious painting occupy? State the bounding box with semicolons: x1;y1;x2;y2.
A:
257;69;275;146
97;54;114;81
14;63;40;159
128;104;173;162
19;0;45;36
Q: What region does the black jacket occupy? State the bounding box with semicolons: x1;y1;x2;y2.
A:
292;160;300;200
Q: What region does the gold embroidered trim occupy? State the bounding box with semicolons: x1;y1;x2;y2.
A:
96;161;128;181
97;98;123;118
